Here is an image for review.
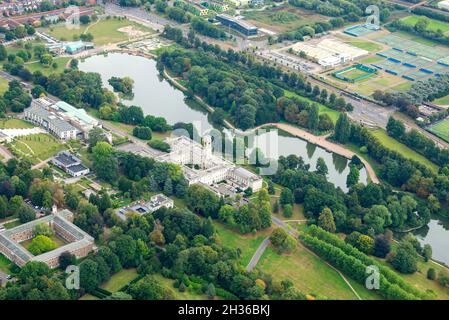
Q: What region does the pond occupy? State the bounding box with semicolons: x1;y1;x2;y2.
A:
79;52;367;192
414;215;449;266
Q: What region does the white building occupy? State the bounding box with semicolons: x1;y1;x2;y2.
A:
438;0;449;11
292;38;368;67
117;194;174;220
25;98;101;140
51;151;90;177
157;135;263;193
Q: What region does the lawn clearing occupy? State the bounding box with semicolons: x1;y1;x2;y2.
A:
358;56;384;64
258;245;374;299
25;57;70;76
401;15;449;34
284;90;340;124
0;253;13;274
428;119;449;143
433;94;449;105
0;118;34;129
213;221;272;266
344;40;382;52
371;129;439;172
152;273;212;300
0;77;8;95
9;133;65;164
45;18;155;46
100;268;138;293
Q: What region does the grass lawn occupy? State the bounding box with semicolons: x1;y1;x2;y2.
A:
284;90;340;124
344;40;382;52
371;129;439;173
25;57;70;76
0;253;13;274
401;15;449;34
242;6;328;33
45;18;155;46
21;234;66;252
213;221;272;266
152;273;212;300
0;77;8;95
433;93;449;105
79;294;100;300
258;245;378;299
9;133;65;164
428;119;449;143
358;56;383;64
0;118;34;129
3;220;21;229
100;268;138;293
390;81;413;93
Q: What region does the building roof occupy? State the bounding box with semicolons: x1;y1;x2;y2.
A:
26;105;76;132
53;151;79;166
67;163;89;174
53;101;97;126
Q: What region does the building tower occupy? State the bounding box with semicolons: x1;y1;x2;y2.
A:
201;135;212;169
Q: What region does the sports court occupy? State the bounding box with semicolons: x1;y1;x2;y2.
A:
333;64;377;83
344;24;380;37
375;34;449;60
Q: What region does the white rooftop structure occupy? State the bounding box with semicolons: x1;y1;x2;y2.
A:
438;0;449;11
292;38;368;67
157;135;263;193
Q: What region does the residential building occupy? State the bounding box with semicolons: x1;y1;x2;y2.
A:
51;151;90;177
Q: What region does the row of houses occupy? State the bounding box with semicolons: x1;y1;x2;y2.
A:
0;5;95;29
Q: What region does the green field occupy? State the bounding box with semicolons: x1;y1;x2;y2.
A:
284;90;340;124
340;68;371;80
371;129;439;172
0;118;34;129
45;18;155;46
401;15;449;34
242;7;328;33
25;57;70;76
358;56;384;64
258;245;380;299
0;77;8;95
0;253;13;274
21;234;66;253
100;268;138;293
433;94;449;105
428;120;449;143
345;40;383;52
152;274;212;300
9;133;65;164
214;222;271;266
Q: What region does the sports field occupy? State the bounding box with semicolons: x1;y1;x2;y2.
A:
341;68;368;80
428;119;449;143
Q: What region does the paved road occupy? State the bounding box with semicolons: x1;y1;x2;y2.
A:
0;145;13;163
246;237;270;272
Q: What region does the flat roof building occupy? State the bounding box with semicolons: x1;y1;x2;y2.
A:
117;194;174;220
216;14;258;36
51;151;89;177
0;208;94;268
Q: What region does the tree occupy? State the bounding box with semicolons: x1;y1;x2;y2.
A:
283;204;293;218
80;259;100;293
18;205;35;223
346;165;359;188
28;235;57;255
315;157;328;175
345;231;374;254
427;268;436;280
267;180;275;195
59;251;76;270
373;234;391;258
279;188;294;207
80;15;91;25
318;207;336;233
270;228;296;253
423;244;432;262
390;241;418;274
92;142;118;183
128;275;175;300
206;283;216;299
333;113;351;143
308;103;319;130
33;223;54;237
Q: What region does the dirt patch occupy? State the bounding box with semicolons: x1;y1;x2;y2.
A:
118;26;148;38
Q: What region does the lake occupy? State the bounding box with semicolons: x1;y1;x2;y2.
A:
79;52;367;191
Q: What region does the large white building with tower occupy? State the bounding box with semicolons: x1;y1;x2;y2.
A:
157;135;263;194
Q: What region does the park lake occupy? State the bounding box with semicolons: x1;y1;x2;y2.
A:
80;52;449;265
